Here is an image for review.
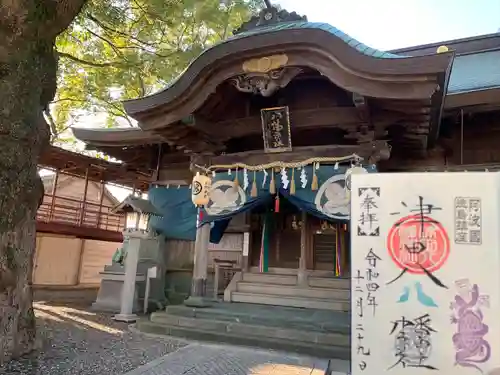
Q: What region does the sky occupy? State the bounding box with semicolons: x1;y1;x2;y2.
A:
276;0;500;50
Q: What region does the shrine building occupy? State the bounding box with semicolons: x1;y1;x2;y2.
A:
73;4;500;359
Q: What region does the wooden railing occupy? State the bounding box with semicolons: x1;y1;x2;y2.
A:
37;194;125;232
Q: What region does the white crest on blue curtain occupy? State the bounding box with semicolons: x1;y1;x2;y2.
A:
243;168;249;190
314;174;350;219
228;169;232;176
344;166;368;191
262;169;268;188
281;168;289;189
205;180;246;216
300;167;307;188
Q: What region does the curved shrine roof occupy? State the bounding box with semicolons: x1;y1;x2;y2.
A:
72;17;455;155
121;20;452;118
226;21;405;59
121;21;407;115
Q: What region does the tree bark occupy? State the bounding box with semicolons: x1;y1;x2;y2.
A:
0;0;87;363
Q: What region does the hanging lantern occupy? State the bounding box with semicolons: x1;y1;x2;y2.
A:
191;172;212;207
344;165;368;191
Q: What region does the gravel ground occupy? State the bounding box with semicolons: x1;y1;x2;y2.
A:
0;303;188;375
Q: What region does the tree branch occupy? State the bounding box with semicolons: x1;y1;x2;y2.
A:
55;124;73;136
43;109;58;137
57;51;127;68
50;97;87;104
41;0;88;39
137;74;146;97
86;13;158;48
84;14;177;58
84;28;124;58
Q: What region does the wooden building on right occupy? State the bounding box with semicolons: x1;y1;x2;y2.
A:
382;32;500;172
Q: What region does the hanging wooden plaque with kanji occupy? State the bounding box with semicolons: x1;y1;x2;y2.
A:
260;106;292;153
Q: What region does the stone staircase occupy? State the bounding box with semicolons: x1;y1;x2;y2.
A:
138;302;350;360
224;270;350;312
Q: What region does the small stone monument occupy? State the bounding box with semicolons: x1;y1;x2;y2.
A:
91;195;166;321
91;238;144;313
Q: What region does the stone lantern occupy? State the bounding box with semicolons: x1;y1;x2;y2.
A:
118;195;163;233
110;195;165;322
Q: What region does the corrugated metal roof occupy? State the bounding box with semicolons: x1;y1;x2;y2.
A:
227;21;405;59
447;50;500;94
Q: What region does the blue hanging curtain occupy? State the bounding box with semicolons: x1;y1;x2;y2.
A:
148;186;237;244
148;186;197;241
203;164;377;241
209;219;231;244
200;169;273;224
147;164;377;243
278;165;361;223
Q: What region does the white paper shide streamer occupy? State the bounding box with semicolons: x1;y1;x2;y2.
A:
280;168;289;190
243;168;249;190
262;169;268;188
300;167;308;188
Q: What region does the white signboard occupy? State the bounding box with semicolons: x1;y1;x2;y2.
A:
350;172;500;375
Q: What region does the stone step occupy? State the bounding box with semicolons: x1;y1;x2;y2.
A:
231;292;350;311
150;313;350;347
242;272;297;285
165;304;349;334
309;277;350;289
34;287;98;305
236;282;350;300
241;273;351;289
138;319;350;360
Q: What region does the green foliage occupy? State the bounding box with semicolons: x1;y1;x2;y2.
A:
49;0;261;143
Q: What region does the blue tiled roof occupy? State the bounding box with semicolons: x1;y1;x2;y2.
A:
227;21;405;59
447;50;500;94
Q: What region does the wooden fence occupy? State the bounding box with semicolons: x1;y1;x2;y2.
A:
37;194;125;232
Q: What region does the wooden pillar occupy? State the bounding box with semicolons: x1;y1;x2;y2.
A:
341;225;348;277
242;232;250;272
297;211;308;286
185;223;211;307
75;238;86;286
242;212;251;272
96;181;105;228
78;168;90;225
306;217;314;270
154;143;163;181
49;169;59;220
275;229;281;265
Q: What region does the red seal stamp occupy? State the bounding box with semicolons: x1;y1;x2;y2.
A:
387;214;450;274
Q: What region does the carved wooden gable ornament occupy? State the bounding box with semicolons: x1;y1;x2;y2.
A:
231;54;302;97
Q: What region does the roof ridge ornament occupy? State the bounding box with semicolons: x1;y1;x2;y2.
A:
233;1;307;35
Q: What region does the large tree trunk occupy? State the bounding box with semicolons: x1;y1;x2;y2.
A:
0;43;54;364
0;0;87;363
